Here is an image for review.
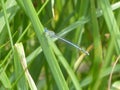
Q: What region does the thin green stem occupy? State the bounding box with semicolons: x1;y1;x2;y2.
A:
1;0;14;50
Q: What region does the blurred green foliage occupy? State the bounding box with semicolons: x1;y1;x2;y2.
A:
0;0;120;90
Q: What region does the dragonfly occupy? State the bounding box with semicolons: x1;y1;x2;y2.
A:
44;28;89;55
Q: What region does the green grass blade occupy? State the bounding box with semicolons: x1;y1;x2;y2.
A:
0;0;19;34
0;68;11;89
48;37;82;90
98;0;120;54
89;1;103;90
18;0;69;89
1;0;120;90
1;0;14;50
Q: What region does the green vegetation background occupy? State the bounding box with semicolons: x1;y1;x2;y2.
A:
0;0;120;90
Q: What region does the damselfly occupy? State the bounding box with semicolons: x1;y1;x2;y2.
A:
44;28;89;55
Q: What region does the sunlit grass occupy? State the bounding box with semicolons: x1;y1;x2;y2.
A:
0;0;120;90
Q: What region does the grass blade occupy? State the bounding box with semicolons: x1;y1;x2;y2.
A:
14;43;37;90
18;0;69;89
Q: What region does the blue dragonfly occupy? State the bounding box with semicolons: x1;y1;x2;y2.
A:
45;28;89;55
